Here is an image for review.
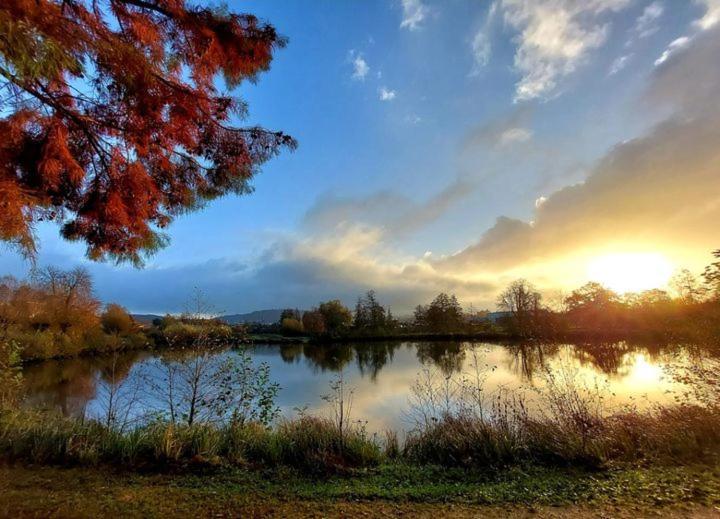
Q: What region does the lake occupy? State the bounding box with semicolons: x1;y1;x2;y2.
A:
20;340;706;434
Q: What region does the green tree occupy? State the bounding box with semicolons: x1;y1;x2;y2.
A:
414;293;465;333
317;299;352;334
353;290;391;334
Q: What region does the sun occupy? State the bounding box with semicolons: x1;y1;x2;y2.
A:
586;252;674;294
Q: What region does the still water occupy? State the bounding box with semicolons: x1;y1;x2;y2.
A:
20;341;704;433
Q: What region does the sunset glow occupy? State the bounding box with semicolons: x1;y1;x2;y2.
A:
586;253;674;294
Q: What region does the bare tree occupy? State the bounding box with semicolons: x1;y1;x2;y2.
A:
497;279;542;336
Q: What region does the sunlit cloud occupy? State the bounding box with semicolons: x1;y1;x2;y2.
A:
654;36;690;66
440;26;720;287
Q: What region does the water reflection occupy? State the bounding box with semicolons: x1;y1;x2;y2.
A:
20;340;715;432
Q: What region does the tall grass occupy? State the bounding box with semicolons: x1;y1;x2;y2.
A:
0;411;382;473
403;361;720;469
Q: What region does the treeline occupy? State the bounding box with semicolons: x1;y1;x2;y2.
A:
3;250;720;360
263;291;485;339
273;291;400;338
0;267;147;361
263;250;720;341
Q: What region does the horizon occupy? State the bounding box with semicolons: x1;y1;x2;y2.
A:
1;0;719;315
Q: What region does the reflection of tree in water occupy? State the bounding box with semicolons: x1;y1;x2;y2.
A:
302;343;354;372
21;351;147;417
279;344;303;364
567;341;672;376
504;342;557;382
354;342;401;381
97;351;145;384
415;341;466;376
570;341;634;375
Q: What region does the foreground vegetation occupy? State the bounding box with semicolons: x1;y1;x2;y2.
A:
2;462;720;517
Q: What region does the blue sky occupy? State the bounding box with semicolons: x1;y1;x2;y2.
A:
2;0;720;314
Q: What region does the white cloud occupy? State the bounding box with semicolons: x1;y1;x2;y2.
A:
499;127;533;145
608;54;632;75
497;0;632;101
471;30;492;71
534;196;547;209
695;0;720;30
469;2;497;75
634;1;664;38
379;87;397;101
400;0;429;31
350;51;369;80
654;36;690;66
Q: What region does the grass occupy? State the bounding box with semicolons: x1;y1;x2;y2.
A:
2;462;720;517
0;411;382;473
404;404;720;470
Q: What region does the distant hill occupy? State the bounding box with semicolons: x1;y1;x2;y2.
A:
131;313;163;325
131;309;296;326
221;309;287;325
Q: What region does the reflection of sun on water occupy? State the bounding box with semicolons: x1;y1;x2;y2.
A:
626;354;663;386
587;252;674;293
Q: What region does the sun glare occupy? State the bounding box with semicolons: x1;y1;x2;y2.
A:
586;252;674;294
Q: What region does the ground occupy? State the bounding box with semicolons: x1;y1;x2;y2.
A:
2;463;720;518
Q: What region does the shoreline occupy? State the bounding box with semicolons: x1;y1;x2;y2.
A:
16;328;691;365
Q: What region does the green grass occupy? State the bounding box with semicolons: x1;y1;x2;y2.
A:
2;462;720;517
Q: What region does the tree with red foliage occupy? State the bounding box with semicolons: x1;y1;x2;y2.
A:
0;0;295;264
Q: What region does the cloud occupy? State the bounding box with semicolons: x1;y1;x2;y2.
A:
399;0;429;31
439;26;720;275
379;87;397;101
608;54;631;75
634;1;664;38
695;0;720;30
464;105;534;149
654;36;690;66
499;127;533;145
349;51;369;80
496;0;632;101
469;2;498;74
655;0;719;66
303;180;473;239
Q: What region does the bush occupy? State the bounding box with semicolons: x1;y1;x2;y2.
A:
101;304;134;335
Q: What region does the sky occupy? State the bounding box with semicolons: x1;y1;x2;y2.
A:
2;0;720;315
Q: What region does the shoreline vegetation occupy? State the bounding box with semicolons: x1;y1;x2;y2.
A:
2;248;720;364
